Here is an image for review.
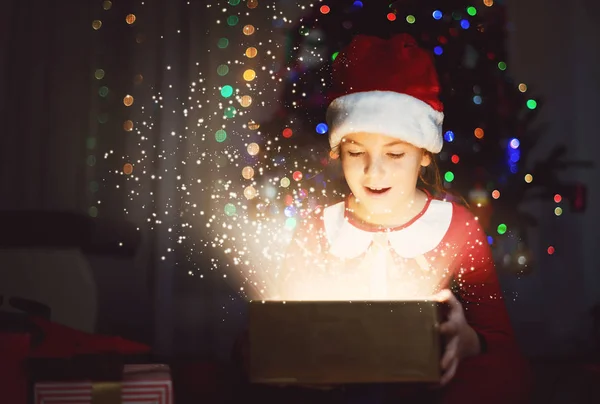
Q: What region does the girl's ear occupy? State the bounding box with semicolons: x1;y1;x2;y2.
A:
420;151;432;167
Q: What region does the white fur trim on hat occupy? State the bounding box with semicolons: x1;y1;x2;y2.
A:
326;91;445;153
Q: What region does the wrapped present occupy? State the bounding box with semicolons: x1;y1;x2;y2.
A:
34;364;173;404
248;300;444;385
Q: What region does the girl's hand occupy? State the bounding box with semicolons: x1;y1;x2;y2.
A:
433;289;482;386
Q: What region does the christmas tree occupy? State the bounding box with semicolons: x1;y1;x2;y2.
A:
249;0;591;279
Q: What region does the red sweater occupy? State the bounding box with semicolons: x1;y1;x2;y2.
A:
279;195;532;403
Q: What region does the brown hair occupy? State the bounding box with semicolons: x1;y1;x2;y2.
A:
419;151;469;207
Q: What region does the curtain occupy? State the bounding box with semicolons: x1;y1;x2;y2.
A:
1;0;305;358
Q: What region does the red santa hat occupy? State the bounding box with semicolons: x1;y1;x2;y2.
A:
326;34;444;153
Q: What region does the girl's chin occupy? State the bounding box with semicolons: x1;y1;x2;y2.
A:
352;200;396;216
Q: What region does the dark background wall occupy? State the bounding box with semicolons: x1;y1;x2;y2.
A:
1;0;598;360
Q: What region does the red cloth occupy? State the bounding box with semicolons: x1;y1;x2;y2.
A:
29;316;150;358
0;333;30;404
440;351;533;404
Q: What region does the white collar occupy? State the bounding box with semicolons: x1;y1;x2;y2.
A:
323;199;453;259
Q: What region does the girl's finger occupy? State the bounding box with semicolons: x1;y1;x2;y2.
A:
439;320;458;335
441;336;458;370
440;357;459;386
432;289;452;302
443;291;461;309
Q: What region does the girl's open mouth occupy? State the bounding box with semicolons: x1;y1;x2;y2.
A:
365;187;391;195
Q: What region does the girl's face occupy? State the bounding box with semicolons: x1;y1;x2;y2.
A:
340;132;431;223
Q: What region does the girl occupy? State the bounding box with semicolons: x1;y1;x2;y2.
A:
276;34;533;403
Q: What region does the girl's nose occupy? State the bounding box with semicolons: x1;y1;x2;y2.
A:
364;156;385;178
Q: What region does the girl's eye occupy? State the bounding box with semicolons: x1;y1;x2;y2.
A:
387;153;405;159
347;151;364;157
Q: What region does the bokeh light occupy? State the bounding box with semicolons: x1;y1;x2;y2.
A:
247;142;260;156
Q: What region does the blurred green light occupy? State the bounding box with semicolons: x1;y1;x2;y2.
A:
221;85;234;98
86;137;97;150
224;106;237;118
497;223;507;235
331;51;339;61
467;6;477;16
215;129;227;142
227;15;239;26
444;171;455;182
217;64;229;76
526;99;537;109
89;181;99;193
285;217;297;230
224;203;237;216
217;38;229;48
406;15;416;23
498;61;507;71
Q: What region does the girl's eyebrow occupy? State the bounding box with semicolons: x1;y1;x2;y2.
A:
341;140;363;147
383;140;406;147
342;140;406;147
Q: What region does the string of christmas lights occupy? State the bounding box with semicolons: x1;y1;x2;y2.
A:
88;0;590;299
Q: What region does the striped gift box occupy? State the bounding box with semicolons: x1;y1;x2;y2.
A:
34;364;173;404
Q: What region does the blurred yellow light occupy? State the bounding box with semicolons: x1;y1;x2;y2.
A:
240;95;252;107
247;142;260;156
243;69;257;81
242;166;254;179
244;186;257;199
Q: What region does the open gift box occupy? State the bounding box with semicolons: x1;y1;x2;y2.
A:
248;300;445;385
